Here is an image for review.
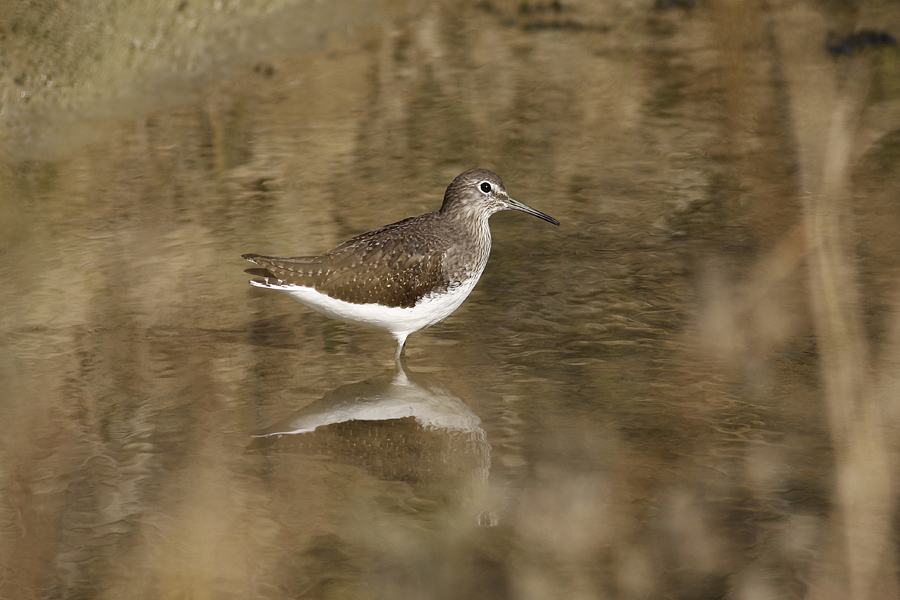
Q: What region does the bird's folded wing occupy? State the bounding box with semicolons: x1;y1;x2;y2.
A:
243;232;449;309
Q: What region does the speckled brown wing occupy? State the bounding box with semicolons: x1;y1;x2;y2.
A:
243;214;452;308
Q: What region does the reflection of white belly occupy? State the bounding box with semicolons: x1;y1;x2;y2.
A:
250;276;480;336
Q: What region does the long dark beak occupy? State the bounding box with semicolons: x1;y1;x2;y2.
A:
507;197;560;226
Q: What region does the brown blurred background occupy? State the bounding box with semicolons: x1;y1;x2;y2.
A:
2;0;900;598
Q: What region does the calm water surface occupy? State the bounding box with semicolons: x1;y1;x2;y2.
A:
2;1;900;598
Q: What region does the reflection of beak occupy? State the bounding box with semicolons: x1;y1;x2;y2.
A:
506;197;560;226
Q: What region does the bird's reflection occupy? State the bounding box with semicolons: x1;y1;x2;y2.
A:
251;361;492;521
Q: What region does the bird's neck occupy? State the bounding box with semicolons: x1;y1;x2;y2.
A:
441;207;492;241
440;210;493;280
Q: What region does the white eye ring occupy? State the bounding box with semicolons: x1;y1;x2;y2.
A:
479;181;492;194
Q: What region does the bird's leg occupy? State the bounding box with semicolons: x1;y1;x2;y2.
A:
393;333;408;363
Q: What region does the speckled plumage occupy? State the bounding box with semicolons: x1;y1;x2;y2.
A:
242;168;559;359
245;212;470;309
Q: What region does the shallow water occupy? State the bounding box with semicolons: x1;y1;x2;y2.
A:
2;1;900;598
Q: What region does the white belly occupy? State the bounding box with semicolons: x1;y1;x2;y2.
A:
250;276;480;338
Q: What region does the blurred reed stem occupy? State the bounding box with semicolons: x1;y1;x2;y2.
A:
794;43;898;600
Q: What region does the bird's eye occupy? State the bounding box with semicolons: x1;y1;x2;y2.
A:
479;182;492;194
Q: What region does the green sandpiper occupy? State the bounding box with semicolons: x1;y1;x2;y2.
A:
242;168;559;359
